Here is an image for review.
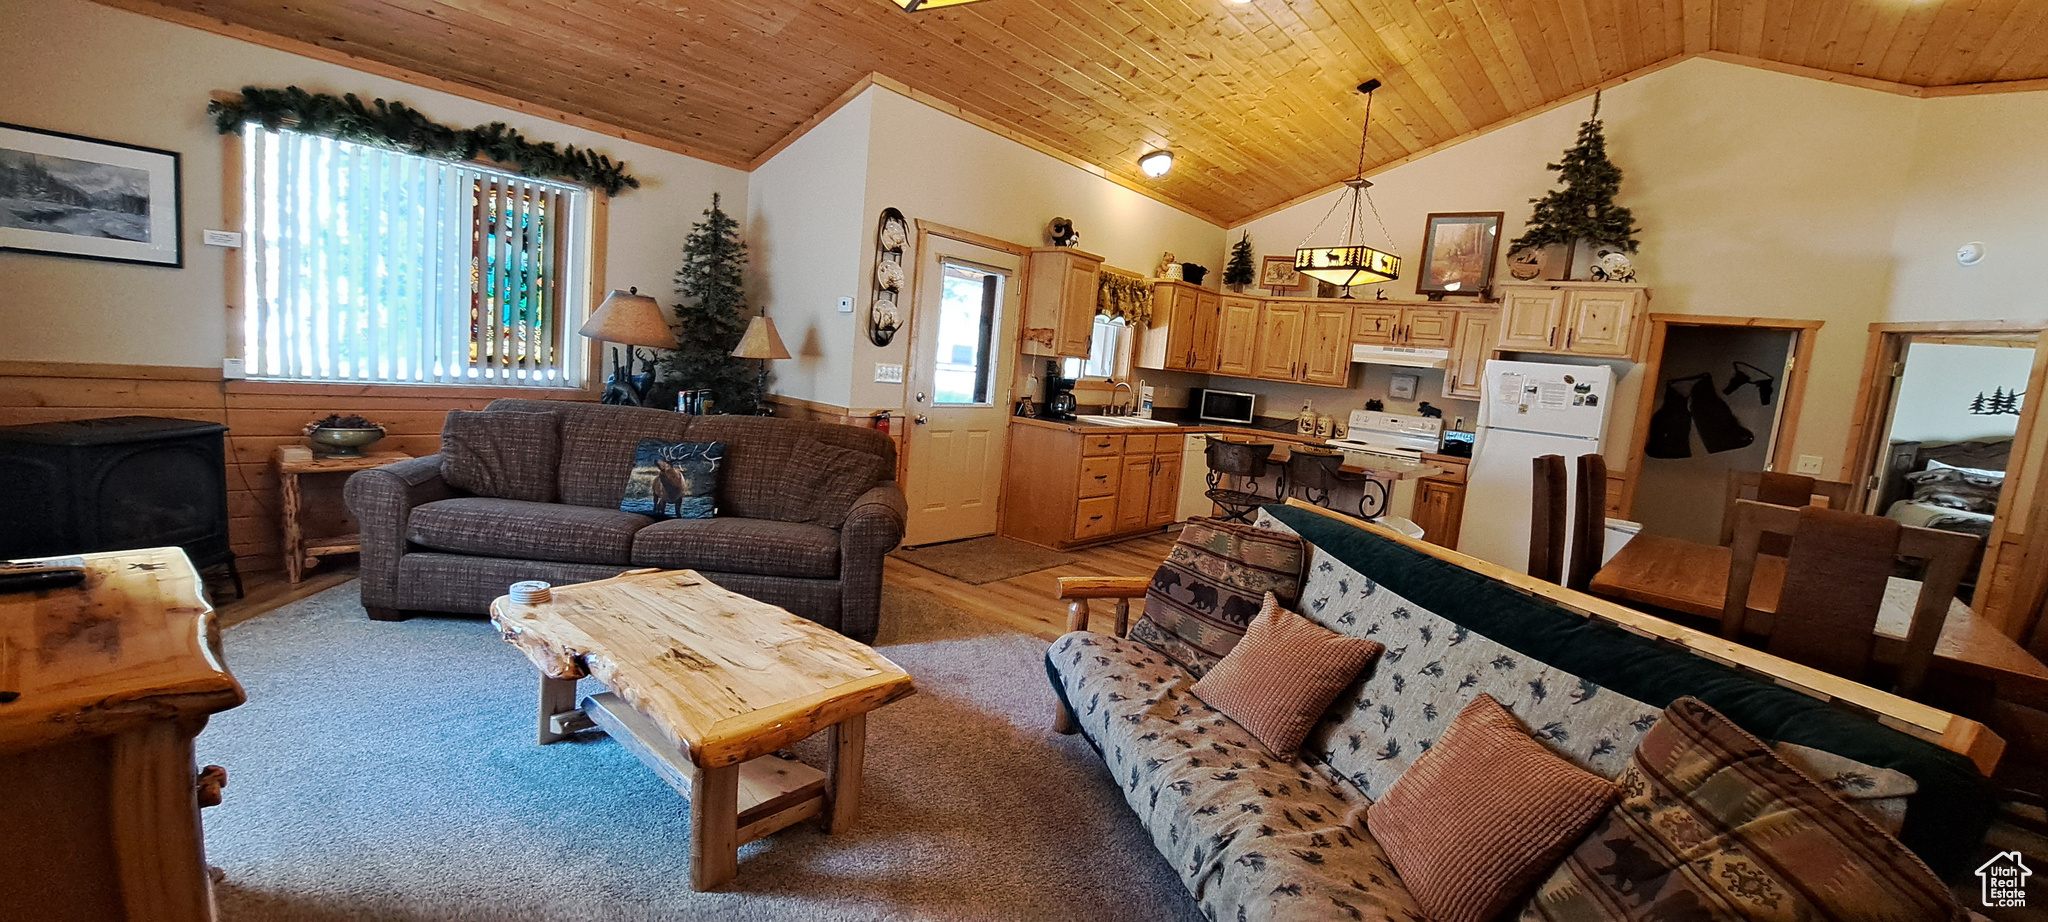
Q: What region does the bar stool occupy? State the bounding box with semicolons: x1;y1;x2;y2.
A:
1284;447;1388;520
1203;437;1275;523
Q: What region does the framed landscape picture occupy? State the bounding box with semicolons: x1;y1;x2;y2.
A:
1416;211;1502;298
1259;254;1301;293
0;123;182;267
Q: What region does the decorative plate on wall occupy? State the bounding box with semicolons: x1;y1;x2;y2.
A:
871;208;908;346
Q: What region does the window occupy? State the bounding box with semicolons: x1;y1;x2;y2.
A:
931;262;1003;405
1062;315;1130;380
240;126;592;386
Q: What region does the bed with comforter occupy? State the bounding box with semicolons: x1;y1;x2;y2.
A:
1880;437;2012;538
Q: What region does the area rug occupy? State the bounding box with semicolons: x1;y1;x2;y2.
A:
892;536;1077;584
199;581;1202;922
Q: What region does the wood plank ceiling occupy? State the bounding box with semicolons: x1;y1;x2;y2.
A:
102;0;2048;224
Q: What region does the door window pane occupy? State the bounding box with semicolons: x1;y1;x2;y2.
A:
932;262;1001;405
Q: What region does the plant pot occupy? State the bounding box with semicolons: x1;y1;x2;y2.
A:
307;427;386;458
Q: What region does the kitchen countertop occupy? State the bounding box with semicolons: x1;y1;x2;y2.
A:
1011;413;1445;479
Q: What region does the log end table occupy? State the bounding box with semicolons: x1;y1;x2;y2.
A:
490;568;915;891
274;448;412;584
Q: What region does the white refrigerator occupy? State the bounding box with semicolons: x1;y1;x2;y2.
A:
1458;359;1615;572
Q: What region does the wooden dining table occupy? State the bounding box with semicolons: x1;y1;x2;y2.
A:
1589;533;2048;690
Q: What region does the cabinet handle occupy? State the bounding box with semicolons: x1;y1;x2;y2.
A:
1566;329;1575;350
1088;514;1104;522
1548;327;1558;347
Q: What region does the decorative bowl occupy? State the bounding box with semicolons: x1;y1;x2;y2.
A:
307;426;386;458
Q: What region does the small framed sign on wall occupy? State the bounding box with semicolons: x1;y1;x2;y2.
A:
0;122;182;267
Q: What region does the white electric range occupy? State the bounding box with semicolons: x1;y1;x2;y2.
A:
1325;410;1444;462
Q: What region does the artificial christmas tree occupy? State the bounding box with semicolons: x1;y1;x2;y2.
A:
1223;232;1256;291
1509;92;1640;279
654;193;757;413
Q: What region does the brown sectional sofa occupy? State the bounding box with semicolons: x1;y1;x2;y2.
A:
344;399;905;641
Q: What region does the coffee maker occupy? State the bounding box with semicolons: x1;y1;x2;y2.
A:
1043;360;1078;421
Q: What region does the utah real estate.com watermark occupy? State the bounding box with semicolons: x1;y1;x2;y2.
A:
1978;851;2032;909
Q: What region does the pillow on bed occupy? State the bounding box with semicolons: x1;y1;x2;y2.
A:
1906;461;2003;513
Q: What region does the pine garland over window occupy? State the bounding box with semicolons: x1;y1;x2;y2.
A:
207;86;640;195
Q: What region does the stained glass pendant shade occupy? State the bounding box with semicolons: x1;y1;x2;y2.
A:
1296;80;1402;291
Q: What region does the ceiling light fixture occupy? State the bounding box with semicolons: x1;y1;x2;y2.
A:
887;0;990;10
1295;79;1401;294
1139;149;1174;177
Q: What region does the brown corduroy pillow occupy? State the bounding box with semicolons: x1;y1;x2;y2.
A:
1367;694;1619;922
1189;592;1383;759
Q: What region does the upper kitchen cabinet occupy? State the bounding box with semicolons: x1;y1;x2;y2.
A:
1300;303;1354;386
1213;296;1261;377
1354;304;1456;348
1250;301;1306;380
1251;300;1352;386
1496;282;1648;359
1136;281;1221;373
1020;247;1103;359
1443;308;1497;400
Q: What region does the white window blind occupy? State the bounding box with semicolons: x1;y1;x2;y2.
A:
241;126;590;386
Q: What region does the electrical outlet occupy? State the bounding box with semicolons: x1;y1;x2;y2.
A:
874;363;904;384
1795;454;1824;475
837;296;854;313
202;229;243;247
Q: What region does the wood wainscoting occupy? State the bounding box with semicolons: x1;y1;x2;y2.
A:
0;361;593;573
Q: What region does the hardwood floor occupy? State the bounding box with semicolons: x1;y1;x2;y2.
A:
886;531;1174;641
210;566;356;629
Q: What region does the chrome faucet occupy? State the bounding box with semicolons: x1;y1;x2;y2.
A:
1110;380;1134;415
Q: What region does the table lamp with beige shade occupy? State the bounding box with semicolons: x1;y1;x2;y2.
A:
579;287;677;406
731;315;791;415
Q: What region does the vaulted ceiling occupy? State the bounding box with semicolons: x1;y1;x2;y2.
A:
103;0;2048;224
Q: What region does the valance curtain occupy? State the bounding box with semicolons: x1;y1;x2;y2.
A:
1097;272;1153;325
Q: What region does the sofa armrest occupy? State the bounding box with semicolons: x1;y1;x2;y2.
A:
1055;576;1150;637
838;482;907;644
344;455;455;612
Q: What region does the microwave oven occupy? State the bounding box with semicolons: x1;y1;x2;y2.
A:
1196;389;1257;425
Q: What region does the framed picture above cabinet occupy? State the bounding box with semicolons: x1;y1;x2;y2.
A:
1416;211;1502;300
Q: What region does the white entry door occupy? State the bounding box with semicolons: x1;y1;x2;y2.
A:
902;238;1020;547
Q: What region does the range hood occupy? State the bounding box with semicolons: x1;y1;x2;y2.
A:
1351;343;1449;369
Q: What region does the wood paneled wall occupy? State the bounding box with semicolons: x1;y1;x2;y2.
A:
0;361;592;573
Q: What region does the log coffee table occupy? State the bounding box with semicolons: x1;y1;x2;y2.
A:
490;568;915;891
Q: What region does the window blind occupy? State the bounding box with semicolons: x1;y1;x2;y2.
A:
242;126;589;386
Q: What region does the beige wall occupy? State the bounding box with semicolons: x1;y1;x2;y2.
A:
1886;91;2048;324
0;0;749;370
1235;58;1926;478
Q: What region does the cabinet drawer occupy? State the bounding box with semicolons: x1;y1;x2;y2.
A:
1074;495;1119;540
1081;433;1123;456
1078;456;1120;498
1153;433;1186;453
1123;433;1157;454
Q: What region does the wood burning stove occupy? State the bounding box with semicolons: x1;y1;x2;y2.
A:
0;416;240;595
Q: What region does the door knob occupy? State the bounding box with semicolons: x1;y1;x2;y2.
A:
914;414;929;425
915;391;927;402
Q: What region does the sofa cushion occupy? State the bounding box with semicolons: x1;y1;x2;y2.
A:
776;435;890;526
1128;518;1306;677
1515;697;1964;922
438;409;560;503
1193;593;1383;759
685;415;895;522
619;439;724;519
1050;631;1428;922
550;403;694;508
631;517;840;578
408;497;650;565
1773;741;1919;835
1368;694;1618;922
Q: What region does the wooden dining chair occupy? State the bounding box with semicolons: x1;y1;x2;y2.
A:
1566;453;1608;593
1530;454;1567;583
1722;499;1978;695
1719;470;1856;552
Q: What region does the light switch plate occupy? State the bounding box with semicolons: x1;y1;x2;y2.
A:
874;363;904;384
837;296;854;313
1795;454;1824;475
222;358;247;379
202;230;243;247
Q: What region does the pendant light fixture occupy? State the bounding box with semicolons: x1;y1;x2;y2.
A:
1295;79;1401;295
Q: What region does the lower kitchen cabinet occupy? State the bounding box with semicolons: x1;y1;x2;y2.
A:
1002;422;1186;549
1410;455;1469;550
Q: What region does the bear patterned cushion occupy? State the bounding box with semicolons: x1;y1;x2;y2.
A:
1367;694;1620;922
1192;593;1383;759
438;409;560;503
618;439;725;520
1515;697;1964;922
1128;517;1306;677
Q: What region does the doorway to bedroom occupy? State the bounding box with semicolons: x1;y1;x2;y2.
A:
1846;324;2048;647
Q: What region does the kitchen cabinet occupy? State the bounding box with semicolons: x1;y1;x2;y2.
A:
1136;281;1220;373
1251;301;1306;380
1496;283;1648;359
1213;296;1261;376
1352;304;1456;347
1001;422;1186;549
1299;303;1354;386
1020;247;1104;359
1410;456;1469;549
1443;309;1497;400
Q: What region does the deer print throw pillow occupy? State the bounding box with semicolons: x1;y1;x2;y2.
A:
619;439;724;519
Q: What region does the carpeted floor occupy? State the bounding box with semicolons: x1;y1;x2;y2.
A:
200;581;1202;922
891;537;1077;585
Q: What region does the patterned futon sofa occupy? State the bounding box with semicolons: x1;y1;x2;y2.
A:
1045;504;1996;922
345;399;905;641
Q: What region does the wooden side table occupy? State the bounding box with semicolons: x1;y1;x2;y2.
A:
275;448;412;583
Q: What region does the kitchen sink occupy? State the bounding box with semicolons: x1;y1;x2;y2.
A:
1074;414;1179;427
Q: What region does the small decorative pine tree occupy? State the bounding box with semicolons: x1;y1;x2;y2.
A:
1509;92;1639;278
1969;392;1989;414
654;193;756;413
1224;232;1256;290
